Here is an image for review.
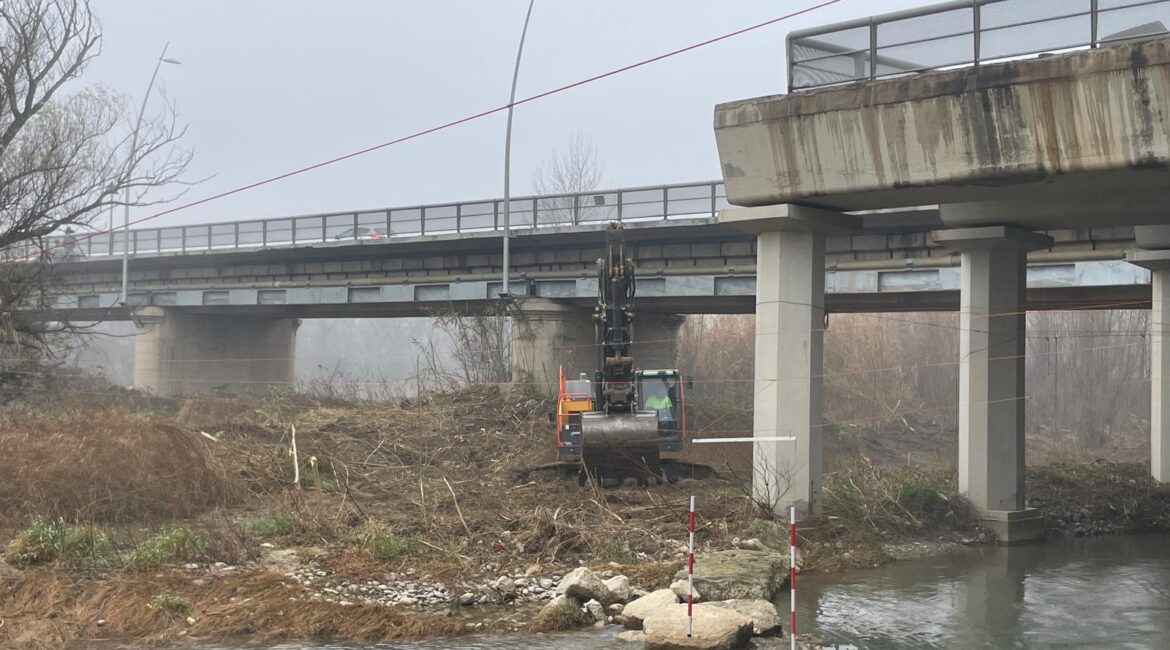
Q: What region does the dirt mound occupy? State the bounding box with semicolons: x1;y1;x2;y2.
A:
0;409;240;526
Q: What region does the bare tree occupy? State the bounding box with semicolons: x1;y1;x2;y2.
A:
0;0;191;371
531;131;605;225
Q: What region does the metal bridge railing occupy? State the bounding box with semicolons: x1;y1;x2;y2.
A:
787;0;1170;91
12;180;728;261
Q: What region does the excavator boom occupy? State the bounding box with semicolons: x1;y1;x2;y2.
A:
578;223;661;482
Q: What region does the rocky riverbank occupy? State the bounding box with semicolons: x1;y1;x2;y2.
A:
4;387;1170;648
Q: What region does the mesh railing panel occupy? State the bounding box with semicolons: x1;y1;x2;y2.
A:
789;0;1170;90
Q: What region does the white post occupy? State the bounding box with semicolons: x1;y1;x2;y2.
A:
687;495;695;638
790;505;797;650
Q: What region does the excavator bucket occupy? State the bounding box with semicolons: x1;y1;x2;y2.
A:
580;411;661;482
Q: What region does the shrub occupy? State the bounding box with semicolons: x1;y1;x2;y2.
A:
150;593;189;615
896;477;949;519
126;527;194;570
4;517;113;568
5;517;66;565
246;513;303;538
352;521;413;561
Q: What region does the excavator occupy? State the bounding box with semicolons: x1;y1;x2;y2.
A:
550;222;690;486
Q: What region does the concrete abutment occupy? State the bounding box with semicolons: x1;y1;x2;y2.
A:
132;307;298;398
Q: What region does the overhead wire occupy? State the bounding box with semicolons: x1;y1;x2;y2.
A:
4;0;845;264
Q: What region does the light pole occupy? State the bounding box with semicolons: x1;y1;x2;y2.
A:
501;0;535;299
120;43;181;307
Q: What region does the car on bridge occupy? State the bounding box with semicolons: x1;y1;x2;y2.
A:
333;227;388;241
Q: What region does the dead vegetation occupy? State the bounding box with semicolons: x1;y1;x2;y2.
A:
0;407;241;526
2;356;1169;647
0;570;470;649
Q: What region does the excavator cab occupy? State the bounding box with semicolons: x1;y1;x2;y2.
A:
637;369;685;452
556;365;687;459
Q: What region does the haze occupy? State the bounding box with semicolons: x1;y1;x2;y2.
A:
85;0;924;226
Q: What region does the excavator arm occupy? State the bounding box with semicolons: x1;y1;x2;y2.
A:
579;222;661;483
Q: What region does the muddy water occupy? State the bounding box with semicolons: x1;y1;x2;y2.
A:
186;535;1170;649
798;534;1170;649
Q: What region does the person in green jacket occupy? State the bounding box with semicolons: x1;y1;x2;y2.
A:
644;385;674;421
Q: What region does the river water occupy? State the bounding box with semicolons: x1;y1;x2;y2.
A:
798;534;1170;649
178;535;1170;649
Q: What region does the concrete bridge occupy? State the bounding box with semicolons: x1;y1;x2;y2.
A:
717;0;1170;541
46;189;1146;400
35;1;1170;545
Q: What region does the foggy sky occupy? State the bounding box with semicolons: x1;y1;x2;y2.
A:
83;0;926;228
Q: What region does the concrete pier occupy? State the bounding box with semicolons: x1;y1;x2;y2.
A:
511;299;594;392
511;299;682;394
1127;250;1170;483
720;205;859;514
133;307;297;397
934;226;1052;543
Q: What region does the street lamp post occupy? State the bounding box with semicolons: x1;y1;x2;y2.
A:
501;0;535;299
120;43;181;307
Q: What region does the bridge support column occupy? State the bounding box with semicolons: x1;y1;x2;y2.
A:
133;307;298;398
512;299;596;394
1127;250;1170;483
721;205;859;515
935;226;1052;544
633;313;684;370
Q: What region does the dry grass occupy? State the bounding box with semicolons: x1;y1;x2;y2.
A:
0;570;469;649
1027;462;1170;535
0;408;242;527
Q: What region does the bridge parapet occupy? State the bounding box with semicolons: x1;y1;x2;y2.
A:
788;0;1170;91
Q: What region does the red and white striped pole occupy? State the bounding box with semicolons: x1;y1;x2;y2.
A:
687;495;696;638
789;505;797;650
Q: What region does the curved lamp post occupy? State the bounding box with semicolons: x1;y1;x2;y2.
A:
501;0;535;299
120;43;181;307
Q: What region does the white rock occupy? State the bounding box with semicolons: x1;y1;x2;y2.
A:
608;603;625;615
670;579;701;603
642;603;753;650
185;616;197;626
493;576;516;595
583;598;605;622
734;538;772;552
554;567;610;603
706;599;782;636
539;578;554;590
603;575;632;603
622;589;680;630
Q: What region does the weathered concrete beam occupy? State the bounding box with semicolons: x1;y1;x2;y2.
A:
715;39;1170;218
